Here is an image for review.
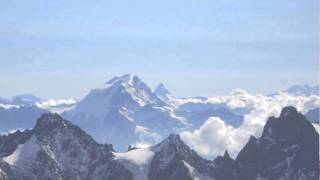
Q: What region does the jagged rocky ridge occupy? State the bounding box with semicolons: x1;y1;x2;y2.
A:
0;106;318;180
236;106;319;180
0;113;133;180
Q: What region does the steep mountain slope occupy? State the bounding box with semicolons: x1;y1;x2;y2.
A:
63;74;186;151
0;113;133;180
0;130;33;157
236;106;319;180
115;134;237;180
147;134;236;180
154;83;177;106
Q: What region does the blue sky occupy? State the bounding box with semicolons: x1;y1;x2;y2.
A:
0;0;318;99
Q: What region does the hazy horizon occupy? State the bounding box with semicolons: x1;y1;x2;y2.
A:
0;73;318;100
0;0;319;99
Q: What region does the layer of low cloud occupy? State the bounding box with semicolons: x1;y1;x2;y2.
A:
180;90;320;159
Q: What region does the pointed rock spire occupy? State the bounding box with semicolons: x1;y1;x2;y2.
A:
223;150;231;159
154;83;171;96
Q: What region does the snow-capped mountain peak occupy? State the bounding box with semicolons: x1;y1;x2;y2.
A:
154;83;171;97
105;73;136;86
154;83;178;106
63;74;187;151
73;74;164;117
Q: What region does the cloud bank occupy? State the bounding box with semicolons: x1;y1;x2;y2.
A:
180;90;320;159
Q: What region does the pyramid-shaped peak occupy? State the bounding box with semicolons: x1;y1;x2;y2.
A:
154;83;171;95
33;113;67;134
167;133;181;142
223;150;231;159
36;113;62;124
153;134;188;152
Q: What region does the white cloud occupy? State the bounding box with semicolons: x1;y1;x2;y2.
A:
181;117;236;158
36;99;77;109
114;148;154;166
180;90;320;159
36;99;77;113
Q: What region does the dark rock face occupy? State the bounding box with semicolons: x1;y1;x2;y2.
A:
148;134;236;180
236;106;319;180
148;134;204;180
148;106;319;180
0;160;19;180
0;113;133;180
0;129;32;157
211;151;237;180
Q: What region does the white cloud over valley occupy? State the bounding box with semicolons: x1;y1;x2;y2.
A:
180;90;320;159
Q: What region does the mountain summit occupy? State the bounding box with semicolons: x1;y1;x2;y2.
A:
103;74;164;107
154;83;176;106
73;74;164;118
63;74;185;151
154;83;170;96
236;106;319;180
0;113;133;180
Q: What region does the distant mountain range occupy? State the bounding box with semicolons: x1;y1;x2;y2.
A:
285;84;319;96
267;84;319;97
0;106;318;180
0;95;77;133
0;75;319;153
